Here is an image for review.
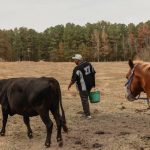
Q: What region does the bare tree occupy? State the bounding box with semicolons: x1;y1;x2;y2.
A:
93;29;100;62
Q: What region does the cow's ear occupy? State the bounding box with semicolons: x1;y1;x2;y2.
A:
128;59;134;69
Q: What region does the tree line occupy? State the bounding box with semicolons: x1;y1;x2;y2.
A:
0;20;150;62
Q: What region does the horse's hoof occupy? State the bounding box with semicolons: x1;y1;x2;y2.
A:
58;140;63;147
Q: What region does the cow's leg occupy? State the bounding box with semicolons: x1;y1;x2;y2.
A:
0;108;8;136
40;111;53;147
51;110;63;147
23;116;33;139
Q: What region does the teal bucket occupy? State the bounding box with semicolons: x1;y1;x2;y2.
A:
89;91;100;103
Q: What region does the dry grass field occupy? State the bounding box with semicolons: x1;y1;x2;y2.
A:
0;61;149;150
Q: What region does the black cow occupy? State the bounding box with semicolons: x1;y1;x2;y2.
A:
0;77;68;147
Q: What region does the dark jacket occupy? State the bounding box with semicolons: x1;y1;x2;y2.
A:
71;61;96;92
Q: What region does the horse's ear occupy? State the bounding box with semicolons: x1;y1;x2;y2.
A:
128;59;134;69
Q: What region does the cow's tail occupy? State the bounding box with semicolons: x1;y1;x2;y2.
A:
58;84;68;133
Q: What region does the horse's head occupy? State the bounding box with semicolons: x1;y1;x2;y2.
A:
125;59;142;101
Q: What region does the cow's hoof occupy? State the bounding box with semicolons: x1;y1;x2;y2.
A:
63;126;68;133
28;133;33;139
0;132;5;136
45;142;50;148
58;140;63;147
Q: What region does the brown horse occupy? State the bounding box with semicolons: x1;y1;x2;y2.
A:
125;59;150;108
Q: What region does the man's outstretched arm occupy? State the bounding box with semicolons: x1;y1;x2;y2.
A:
68;81;75;90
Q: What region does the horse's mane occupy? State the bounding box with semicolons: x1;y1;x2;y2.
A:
134;60;150;72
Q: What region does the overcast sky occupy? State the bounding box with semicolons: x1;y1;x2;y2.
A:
0;0;150;32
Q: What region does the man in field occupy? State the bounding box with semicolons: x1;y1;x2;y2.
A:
68;54;96;119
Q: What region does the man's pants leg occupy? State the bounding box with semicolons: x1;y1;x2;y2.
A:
79;91;90;116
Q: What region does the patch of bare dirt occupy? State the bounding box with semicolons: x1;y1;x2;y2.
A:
0;61;149;150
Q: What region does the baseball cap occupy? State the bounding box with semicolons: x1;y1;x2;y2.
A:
72;54;83;60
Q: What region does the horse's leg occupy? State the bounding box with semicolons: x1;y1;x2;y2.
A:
51;109;63;147
0;108;8;136
23;115;33;139
147;98;150;109
39;110;53;147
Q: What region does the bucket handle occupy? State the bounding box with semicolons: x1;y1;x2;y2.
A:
91;87;99;92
